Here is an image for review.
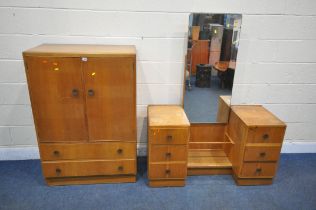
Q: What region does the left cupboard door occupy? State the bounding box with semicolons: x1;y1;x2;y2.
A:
25;57;88;142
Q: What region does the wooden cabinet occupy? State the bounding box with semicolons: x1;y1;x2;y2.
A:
23;44;137;186
147;106;190;187
191;40;209;75
227;105;286;185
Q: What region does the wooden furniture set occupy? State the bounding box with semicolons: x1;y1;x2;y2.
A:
23;44;286;188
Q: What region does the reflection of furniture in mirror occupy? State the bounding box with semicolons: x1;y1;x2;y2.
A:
147;106;190;187
189;40;209;75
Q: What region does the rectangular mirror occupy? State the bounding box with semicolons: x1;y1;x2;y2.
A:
183;13;242;123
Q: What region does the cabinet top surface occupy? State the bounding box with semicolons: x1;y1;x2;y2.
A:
148;105;190;127
231;105;286;127
23;44;136;57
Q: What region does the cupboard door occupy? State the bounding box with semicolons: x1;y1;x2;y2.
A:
83;57;136;141
25;57;87;142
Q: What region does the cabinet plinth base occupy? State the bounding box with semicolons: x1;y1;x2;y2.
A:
233;174;273;186
148;179;185;187
46;175;136;186
188;168;232;175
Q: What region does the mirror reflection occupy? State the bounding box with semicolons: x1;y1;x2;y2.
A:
184;13;242;123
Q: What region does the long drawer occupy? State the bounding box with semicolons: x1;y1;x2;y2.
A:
149;128;189;145
239;162;277;178
243;146;281;162
150;145;187;162
148;163;187;179
42;159;136;178
40;142;136;161
247;127;285;143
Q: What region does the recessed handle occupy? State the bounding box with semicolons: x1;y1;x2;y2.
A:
165;169;171;175
166;135;173;141
256;168;262;173
118;166;124;171
262;134;269;140
88;89;94;96
117;148;123;154
259;152;266;157
165;152;171;158
53;150;60;156
55;168;61;175
72;89;79;97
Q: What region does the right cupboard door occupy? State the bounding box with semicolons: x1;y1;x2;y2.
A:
83;57;136;141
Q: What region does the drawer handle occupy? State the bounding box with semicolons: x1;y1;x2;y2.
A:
55;168;61;175
118;166;124;171
262;134;269;140
256;168;262;173
117;148;123;154
259;152;266;157
165;169;171;175
88;89;95;96
166;135;173;141
165;152;171;158
53;150;60;156
72;89;79;97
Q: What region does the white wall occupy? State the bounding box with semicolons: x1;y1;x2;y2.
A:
0;0;315;159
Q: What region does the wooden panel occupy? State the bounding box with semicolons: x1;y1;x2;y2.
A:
23;44;136;58
148;163;187;179
244;146;281;162
149;128;189;145
148;179;185;187
25;56;87;142
46;175;136;186
191;40;209;74
216;96;231;123
188;168;232;175
226;111;248;175
83;57;136;141
40;142;136;161
240;162;277;178
150;145;187;162
148;106;190;127
247;127;286;143
190;123;226;142
42;159;136;178
231;105;286;127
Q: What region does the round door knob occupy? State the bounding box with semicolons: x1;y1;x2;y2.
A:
165;169;171;175
53;150;60;156
55;168;61;175
165;152;171;158
262;134;269;140
166;135;173;141
259;152;266;157
72;89;79;97
118;166;124;171
88;89;94;96
117;149;123;154
256;168;262;173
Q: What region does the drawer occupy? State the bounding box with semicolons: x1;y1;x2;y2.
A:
149;128;189;145
42;159;136;178
240;162;277;178
148;163;187;179
150;145;187;162
247;127;285;143
244;146;281;162
40;142;136;161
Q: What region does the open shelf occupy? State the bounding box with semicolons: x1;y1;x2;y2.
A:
188;149;232;175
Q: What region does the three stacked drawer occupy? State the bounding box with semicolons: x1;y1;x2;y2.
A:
227;106;286;185
147;106;190;187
